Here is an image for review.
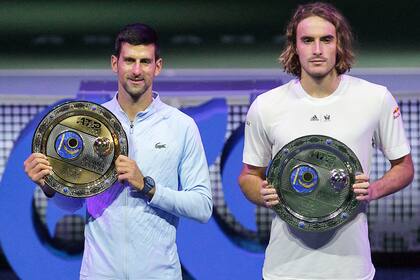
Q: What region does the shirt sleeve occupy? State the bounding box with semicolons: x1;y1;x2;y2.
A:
243;97;272;167
373;90;410;160
148;119;212;223
50;193;85;212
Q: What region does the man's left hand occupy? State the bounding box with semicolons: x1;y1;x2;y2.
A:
115;155;144;191
352;173;374;202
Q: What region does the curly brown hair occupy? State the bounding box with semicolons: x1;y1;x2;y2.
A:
279;2;354;77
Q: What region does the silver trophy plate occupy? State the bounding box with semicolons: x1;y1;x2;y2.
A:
267;135;363;232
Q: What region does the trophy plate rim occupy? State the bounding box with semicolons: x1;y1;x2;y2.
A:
32;100;128;198
267;134;363;232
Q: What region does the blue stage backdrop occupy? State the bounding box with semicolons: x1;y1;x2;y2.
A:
1;72;420;279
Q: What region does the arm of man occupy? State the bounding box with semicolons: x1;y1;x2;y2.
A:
24;153;55;197
24;153;85;212
353;154;414;201
117;122;212;223
149;122;212;223
238;163;279;208
354;89;415;202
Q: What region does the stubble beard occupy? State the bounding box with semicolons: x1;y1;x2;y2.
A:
305;63;336;80
123;82;149;102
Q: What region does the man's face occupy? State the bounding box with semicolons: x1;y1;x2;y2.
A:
296;16;337;79
111;42;162;101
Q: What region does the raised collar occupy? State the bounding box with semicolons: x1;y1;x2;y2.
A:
109;91;164;123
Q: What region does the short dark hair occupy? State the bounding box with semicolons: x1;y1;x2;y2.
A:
279;2;354;77
114;23;160;59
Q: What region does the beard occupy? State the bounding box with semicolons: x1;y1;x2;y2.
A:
302;59;336;80
122;78;149;102
303;66;336;81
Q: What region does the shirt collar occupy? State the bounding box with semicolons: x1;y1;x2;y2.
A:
110;91;163;122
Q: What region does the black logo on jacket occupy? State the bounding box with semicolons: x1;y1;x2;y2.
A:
155;142;166;149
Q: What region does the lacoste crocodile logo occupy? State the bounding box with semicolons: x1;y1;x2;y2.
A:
155;142;166;149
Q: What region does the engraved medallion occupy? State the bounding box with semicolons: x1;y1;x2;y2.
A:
267;135;363;232
32;101;128;197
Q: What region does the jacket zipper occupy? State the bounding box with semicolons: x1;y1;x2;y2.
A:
130;121;134;134
124;121;133;278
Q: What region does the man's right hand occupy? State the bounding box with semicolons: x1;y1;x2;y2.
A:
260;180;279;208
24;153;53;187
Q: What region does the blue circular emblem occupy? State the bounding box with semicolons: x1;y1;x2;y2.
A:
289;165;319;194
54;131;83;159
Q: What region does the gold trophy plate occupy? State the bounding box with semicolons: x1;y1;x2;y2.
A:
32;101;128;197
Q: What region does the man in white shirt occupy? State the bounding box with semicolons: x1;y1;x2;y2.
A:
238;2;414;280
